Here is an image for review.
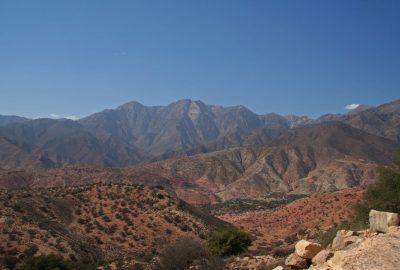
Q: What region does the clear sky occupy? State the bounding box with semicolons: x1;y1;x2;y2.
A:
0;0;399;119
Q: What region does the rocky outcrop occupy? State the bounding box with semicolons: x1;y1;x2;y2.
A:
276;210;400;270
369;209;399;233
327;226;400;270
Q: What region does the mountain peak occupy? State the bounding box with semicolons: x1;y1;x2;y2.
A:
118;100;145;110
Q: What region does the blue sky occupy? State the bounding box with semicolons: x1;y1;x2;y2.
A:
0;0;399;119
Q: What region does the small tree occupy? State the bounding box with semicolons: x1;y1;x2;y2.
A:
156;237;211;270
207;227;252;257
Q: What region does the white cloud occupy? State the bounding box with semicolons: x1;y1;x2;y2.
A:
50;114;79;120
65;115;79;120
344;104;360;110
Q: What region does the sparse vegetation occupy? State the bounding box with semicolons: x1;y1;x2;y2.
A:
0;183;226;268
199;194;305;215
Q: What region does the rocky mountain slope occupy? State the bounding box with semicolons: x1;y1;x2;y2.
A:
318;99;400;143
0;183;227;268
0;122;397;204
152;122;398;201
151;127;286;161
0;99;398;171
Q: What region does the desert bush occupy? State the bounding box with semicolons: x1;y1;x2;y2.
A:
155;238;223;270
1;255;18;270
207;227;252;257
316;222;354;248
24;244;39;257
20;254;70;270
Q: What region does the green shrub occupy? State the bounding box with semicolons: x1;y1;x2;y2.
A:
207;228;252;257
20;254;70;270
355;164;400;224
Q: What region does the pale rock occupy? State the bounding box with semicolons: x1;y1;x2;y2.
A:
272;266;284;270
331;230;361;251
285;253;308;269
312;250;334;266
369;209;399;233
295;240;322;259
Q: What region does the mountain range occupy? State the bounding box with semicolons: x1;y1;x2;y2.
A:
0;99;398;171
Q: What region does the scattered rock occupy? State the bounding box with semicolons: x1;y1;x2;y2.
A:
295;240;322;259
308;265;331;270
285;253;308;269
369;209;399;233
311;250;333;266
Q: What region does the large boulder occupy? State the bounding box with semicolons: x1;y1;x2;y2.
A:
285;253;308;269
369;209;399;233
295;240;322;259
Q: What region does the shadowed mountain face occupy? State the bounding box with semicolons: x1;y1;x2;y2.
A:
0;115;30;126
0;119;145;170
0;100;305;170
78;99;307;157
152;99;400;161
